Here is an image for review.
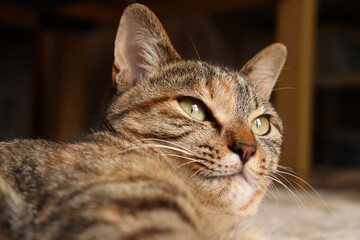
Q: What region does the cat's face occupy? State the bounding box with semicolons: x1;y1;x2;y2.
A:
108;4;286;216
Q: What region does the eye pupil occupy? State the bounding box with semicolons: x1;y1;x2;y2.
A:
255;118;261;128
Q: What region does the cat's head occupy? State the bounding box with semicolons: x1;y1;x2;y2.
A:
108;4;286;216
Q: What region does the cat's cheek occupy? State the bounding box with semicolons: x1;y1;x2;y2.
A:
244;151;268;182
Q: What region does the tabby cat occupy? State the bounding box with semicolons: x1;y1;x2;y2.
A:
0;4;286;240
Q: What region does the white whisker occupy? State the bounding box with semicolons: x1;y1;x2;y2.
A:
266;175;307;210
267;182;280;201
276;172;314;200
275;173;308;204
277;165;297;174
135;138;193;153
134;143;192;156
191;168;206;179
275;169;332;213
271;87;297;92
112;144;190;157
188;34;201;61
176;160;200;169
159;153;203;169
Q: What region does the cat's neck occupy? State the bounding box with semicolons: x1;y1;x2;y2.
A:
204;208;261;240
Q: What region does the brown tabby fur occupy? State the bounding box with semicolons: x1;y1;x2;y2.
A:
0;4;286;240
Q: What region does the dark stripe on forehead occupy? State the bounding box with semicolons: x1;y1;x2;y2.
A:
153;61;213;87
238;74;259;109
204;63;218;78
254;95;260;109
243;83;250;96
205;78;215;99
245;83;260;109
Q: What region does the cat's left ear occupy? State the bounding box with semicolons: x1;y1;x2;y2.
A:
240;43;287;100
112;4;181;92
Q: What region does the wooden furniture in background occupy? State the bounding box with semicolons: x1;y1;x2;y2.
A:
276;0;317;183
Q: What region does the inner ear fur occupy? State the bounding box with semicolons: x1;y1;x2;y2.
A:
112;4;181;92
240;43;287;101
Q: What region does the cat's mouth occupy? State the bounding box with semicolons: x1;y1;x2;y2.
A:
225;172;249;183
207;170;250;184
231;172;249;181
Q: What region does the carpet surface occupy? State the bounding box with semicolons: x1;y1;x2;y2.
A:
255;169;360;240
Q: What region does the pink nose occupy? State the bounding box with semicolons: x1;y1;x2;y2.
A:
229;141;257;164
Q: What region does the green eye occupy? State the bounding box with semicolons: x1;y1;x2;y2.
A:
251;116;270;136
178;98;207;121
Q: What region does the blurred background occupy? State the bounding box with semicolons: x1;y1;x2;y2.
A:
0;0;360;187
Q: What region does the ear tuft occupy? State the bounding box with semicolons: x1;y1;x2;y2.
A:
112;4;180;92
240;43;287;100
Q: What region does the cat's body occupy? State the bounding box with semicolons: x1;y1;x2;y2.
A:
0;4;286;240
0;133;206;239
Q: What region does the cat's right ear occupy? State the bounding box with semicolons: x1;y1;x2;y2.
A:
112;4;181;92
240;43;287;101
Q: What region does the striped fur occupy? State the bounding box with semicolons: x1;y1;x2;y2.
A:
0;4;286;240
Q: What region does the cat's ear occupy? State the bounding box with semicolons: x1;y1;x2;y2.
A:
240;43;287;100
112;4;181;92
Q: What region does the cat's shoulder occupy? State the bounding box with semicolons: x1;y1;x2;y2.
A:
0;138;58;154
0;131;126;152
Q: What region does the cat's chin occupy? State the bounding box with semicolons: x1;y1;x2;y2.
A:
193;170;263;217
222;173;262;215
230;172;250;185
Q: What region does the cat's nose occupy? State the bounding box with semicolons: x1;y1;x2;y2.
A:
229;141;257;164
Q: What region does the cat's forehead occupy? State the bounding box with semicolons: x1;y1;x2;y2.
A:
156;60;261;119
198;63;259;121
158;60;249;92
